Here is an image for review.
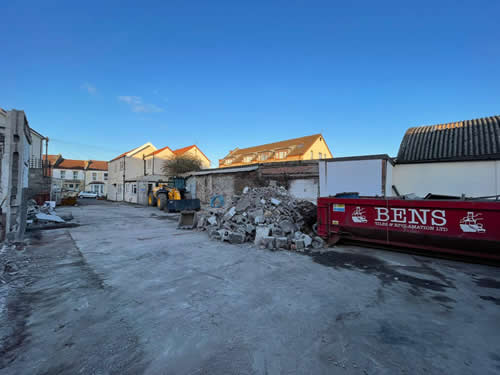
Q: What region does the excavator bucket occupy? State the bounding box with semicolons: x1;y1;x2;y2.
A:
178;210;198;229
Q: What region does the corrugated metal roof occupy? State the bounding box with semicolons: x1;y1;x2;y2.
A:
397;115;500;163
184;165;259;177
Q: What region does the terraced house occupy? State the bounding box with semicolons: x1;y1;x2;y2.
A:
219;134;332;168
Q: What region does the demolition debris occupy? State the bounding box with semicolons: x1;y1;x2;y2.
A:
197;186;325;251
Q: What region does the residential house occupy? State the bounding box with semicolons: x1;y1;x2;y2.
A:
110;142;210;204
393;115;500;197
218;134;332;168
51;158;86;194
84;160;108;196
108;143;157;203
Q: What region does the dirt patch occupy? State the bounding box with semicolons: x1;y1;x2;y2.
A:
312;251;454;293
474;278;500;289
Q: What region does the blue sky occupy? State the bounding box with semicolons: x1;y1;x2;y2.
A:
1;1;499;166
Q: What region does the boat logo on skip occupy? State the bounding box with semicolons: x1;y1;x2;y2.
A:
459;212;486;233
352;207;367;223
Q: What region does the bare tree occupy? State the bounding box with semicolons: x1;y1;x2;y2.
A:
162;155;202;176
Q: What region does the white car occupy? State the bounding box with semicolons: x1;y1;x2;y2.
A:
78;191;98;199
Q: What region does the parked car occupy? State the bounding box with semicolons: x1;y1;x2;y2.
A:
78;191;98;199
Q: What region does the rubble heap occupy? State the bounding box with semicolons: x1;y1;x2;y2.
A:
197;186;325;251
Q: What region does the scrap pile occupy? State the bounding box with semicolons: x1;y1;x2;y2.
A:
27;200;74;229
197;186;325;251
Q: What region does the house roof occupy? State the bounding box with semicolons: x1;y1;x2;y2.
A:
145;146;173;157
222;134;325;161
56;159;87;170
43;154;60;166
87;160;108;171
110;143;156;162
397;115;500;163
173;145;210;162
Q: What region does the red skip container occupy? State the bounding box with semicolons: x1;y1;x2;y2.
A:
317;197;500;261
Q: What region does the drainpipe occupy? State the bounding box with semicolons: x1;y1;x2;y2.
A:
122;156;125;201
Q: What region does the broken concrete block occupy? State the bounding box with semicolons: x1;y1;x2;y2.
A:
254;215;266;224
279;220;296;234
236;197;251;212
271;198;281;206
243;186;249;194
207;216;218;226
245;224;256;234
224;207;236;220
254;225;270;245
294;239;305;251
209;229;221;240
219;229;231;241
262;236;275;250
276;237;289;249
229;232;245;244
303;234;312;248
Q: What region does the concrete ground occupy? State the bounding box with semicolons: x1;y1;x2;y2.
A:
1;200;499;375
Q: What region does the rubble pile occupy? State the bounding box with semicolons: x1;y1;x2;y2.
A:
27;200;73;227
197;186;325;251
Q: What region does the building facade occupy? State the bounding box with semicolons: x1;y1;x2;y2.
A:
109;143;210;204
218;134;332;168
84;160;108;196
393;115;500;197
0;109;33;240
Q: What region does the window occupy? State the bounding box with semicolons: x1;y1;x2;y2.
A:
132;184;137;194
243;155;254;163
118;184;122;194
100;185;104;194
69;184;74;188
276;151;288;160
224;159;232;165
126;183;130;192
60;170;66;179
120;160;124;170
310;151;314;159
147;159;152;169
319;152;322;159
259;152;271;161
104;173;108;181
75;184;79;188
92;185;99;193
73;171;78;180
92;172;97;181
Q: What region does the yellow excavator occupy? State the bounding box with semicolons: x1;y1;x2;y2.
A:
148;184;181;210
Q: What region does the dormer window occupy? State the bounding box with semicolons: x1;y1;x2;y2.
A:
243;155;254;163
225;159;233;165
275;150;288;159
259;152;272;161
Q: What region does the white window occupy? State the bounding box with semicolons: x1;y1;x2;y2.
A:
243;155;253;163
104;173;108;181
276;151;287;159
69;184;74;188
224;159;232;165
118;184;122;194
132;184;137;194
73;171;78;180
60;170;66;179
92;172;97;181
125;183;129;192
259;152;271;161
100;185;104;194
